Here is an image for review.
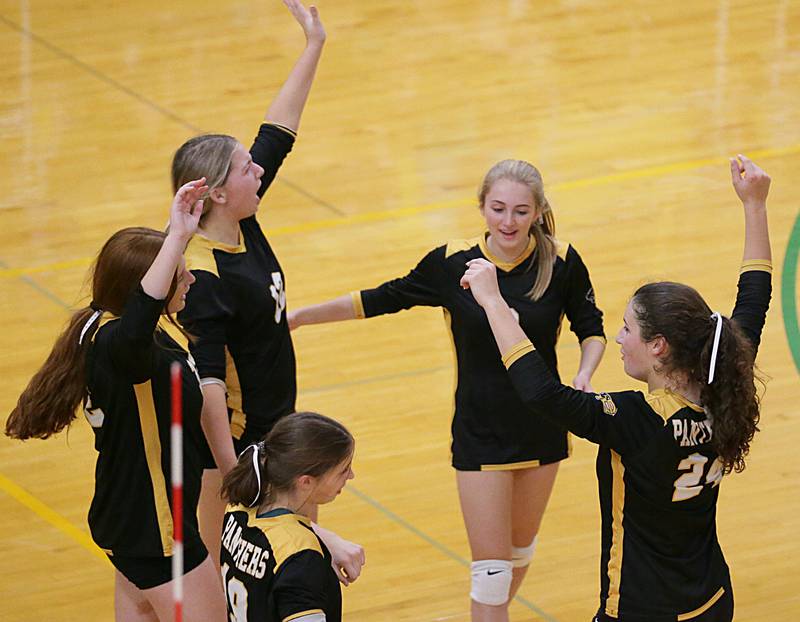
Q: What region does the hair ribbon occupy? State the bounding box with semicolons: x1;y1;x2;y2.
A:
78;310;103;345
707;312;723;384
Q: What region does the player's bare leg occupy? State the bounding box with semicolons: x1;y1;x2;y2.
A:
141;556;226;622
198;468;226;573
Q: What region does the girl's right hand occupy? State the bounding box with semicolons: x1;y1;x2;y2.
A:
169;178;207;241
283;0;326;46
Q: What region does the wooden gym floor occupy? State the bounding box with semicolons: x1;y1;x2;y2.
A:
1;1;798;619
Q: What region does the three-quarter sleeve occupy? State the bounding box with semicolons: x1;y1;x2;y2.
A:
98;286;166;382
178;271;235;381
562;245;605;344
358;247;445;317
503;339;662;454
731;261;772;353
250;123;296;198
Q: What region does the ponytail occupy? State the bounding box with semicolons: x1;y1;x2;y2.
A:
222;443;267;508
632;282;763;474
527;200;557;301
699;314;761;474
221;412;354;509
6;307;100;439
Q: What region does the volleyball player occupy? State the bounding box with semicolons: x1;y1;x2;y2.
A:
219;412;354;622
460;155;771;622
171;0;364;582
289;159;606;620
6;180;226;621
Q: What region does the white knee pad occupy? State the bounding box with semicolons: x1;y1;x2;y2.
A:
470;559;513;606
512;536;538;568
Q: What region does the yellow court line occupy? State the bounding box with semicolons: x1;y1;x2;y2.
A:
0;471;109;564
2;143;799;279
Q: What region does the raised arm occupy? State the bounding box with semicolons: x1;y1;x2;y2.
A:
141;179;205;299
265;0;326;132
729;155;772;350
730;154;771;265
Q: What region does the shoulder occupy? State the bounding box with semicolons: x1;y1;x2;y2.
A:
644;390;704;423
444;236;482;259
251;513;323;571
185;235;221;277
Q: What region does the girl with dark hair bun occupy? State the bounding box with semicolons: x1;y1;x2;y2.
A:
219;412;355;622
6;180;228;621
461;155;772;622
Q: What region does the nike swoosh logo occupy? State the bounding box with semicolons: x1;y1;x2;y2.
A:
487;570;504;575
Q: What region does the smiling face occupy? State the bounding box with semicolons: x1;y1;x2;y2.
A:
218;143;265;220
166;257;195;314
480;178;539;260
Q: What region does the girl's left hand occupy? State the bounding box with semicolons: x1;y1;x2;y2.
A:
460;259;503;308
328;535;366;586
169;178;207;241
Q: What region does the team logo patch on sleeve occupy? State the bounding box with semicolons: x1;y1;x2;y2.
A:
594;392;617;416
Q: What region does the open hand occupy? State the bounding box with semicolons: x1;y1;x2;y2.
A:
283;0;326;45
169;178;207;241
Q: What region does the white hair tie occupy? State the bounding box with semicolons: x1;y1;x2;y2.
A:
78;310;103;345
707;312;723;384
245;444;262;507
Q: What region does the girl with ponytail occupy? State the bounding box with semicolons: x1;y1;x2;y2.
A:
289;159;606;620
219;412;354;622
6;180;227;622
462;155;772;622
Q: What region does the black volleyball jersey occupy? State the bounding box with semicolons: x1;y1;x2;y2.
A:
178;123;297;443
354;234;605;469
220;506;341;622
503;261;771;621
85;287;205;557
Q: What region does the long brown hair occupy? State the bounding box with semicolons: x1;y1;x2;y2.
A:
478;159;557;301
632;281;761;473
222;412;354;508
6;227;179;440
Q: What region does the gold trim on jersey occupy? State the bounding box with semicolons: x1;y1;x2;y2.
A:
238;505;323;574
580;335;607;346
478;233;536;272
645;388;704;423
443;309;458;462
226;346;246;440
739;259;772;274
283;610;325;622
157;319;190;351
677;587;725;620
445;236;482;258
555;239;569;261
604;450;625;618
267;122;298;138
184;229;248;278
480;459;541;471
133;381;174;556
351;291;366;319
502;338;535;369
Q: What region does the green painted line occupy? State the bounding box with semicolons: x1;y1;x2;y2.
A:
781;211;800;375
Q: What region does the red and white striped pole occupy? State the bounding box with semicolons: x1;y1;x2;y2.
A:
170;362;184;622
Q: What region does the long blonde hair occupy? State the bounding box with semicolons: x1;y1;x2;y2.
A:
478;159;556;300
